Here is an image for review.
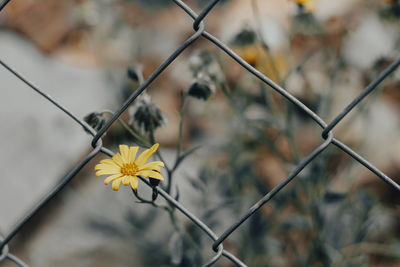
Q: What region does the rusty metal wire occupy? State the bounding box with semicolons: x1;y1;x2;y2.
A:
0;0;399;266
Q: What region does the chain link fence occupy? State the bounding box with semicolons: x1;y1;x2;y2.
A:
1;0;400;266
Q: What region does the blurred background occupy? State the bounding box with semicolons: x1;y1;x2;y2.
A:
0;0;400;266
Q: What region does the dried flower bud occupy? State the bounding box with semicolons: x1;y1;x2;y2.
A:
231;28;257;47
152;189;158;201
187;50;222;100
291;12;322;35
188;50;225;84
149;177;161;187
83;112;106;133
149;172;161;201
187;73;216;100
230;27;264;66
128;93;167;133
189;50;214;74
127;64;144;84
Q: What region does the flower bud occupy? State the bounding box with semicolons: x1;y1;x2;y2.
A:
187;72;216;100
128;93;168;133
231;28;257;47
127;64;144;84
83;112;106;133
149;177;161;187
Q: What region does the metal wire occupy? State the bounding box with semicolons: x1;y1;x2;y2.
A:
322;57;400;138
100;149;246;266
1;0;400;266
91;22;205;147
212;131;334;251
0;143;103;251
0;0;11;12
1;234;27;267
6;254;28;267
0;60;97;137
0;235;9;262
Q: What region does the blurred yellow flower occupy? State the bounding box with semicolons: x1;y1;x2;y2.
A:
234;43;287;84
95;144;164;191
241;45;260;66
292;0;315;13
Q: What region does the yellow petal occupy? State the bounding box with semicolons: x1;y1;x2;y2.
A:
137;170;164;181
119;145;130;162
112;153;124;166
139;161;164;172
130;176;139;190
141;161;165;170
112;178;122;191
99;158;118;166
129;146;139;162
305;1;314;12
94;163;120;172
95;169;120;177
140;165;161;172
135;143;159;166
122;176;131;186
104;174;123;185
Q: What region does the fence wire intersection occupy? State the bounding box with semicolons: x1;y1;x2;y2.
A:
1;0;400;266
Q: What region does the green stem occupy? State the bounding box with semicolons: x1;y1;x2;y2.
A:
284;103;301;163
168;208;179;230
176;93;189;160
220;81;237;109
259;81;282;119
280;52;314;88
131;189;171;212
165;93;189;194
148;116;171;174
166;169;173;195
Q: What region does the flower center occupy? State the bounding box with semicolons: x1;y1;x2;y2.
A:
120;162;139;176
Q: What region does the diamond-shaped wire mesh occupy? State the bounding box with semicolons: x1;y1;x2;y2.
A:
0;0;399;266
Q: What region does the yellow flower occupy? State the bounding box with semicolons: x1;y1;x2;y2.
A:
95;144;165;191
291;0;315;13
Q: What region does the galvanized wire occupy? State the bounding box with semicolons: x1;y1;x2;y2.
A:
322;57;400;138
0;0;400;266
1;234;27;267
0;0;11;12
91;22;205;147
6;253;28;267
